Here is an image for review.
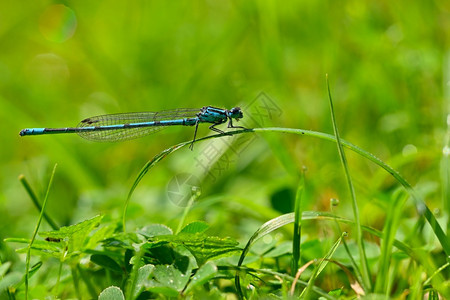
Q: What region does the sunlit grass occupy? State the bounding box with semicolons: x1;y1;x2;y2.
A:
1;0;448;299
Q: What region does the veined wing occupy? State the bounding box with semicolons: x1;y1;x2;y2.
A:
77;108;200;142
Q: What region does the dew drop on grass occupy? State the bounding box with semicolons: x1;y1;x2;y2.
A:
330;198;339;206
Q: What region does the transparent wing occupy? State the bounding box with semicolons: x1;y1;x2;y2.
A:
76;108;200;142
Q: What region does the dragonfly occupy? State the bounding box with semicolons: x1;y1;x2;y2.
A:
19;106;244;149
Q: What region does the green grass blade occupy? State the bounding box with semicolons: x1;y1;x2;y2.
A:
326;76;371;291
291;172;304;277
443;57;450;240
250;127;449;256
301;232;346;299
25;164;57;300
330;199;365;291
18;175;59;230
124;126;448;256
375;189;409;294
233;211;445;295
423;261;449;286
230;265;336;299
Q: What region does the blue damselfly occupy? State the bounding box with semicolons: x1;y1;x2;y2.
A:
20;106;244;149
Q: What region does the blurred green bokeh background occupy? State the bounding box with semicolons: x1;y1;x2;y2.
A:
1;1;448;249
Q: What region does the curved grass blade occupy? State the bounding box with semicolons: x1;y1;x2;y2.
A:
124;126;448;256
326;75;371;290
253;127;449;256
234;211;444;298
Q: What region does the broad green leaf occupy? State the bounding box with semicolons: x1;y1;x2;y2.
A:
102;232;143;249
85;223;117;250
147;265;190;293
185;261;218;293
39;215;103;254
98;286;125;300
179;221;209;234
6;238;64;258
132;264;155;299
146;286;179;297
153;233;241;265
138;224;173;238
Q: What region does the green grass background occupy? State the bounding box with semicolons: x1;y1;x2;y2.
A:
0;0;448;295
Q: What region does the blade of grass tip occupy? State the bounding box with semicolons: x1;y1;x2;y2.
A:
326;74;371;291
292;170;305;277
25;164;57;300
19;175;59;230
